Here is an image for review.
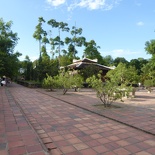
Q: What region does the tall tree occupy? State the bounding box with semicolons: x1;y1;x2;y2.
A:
65;25;85;59
0;18;21;78
113;57;129;66
33;17;46;59
141;40;155;89
33;17;47;81
48;19;69;57
83;40;102;63
145;40;155;55
129;58;148;75
102;55;114;66
21;56;33;81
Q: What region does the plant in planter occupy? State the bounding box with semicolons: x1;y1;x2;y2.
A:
144;79;153;93
141;60;155;93
86;63;139;107
58;70;83;94
106;63;139;98
86;73;130;107
42;74;60;91
43;70;83;95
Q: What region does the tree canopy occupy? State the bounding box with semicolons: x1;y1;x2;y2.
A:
145;40;155;55
0;18;21;78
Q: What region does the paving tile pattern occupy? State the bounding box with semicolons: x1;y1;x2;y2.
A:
1;83;155;155
0;86;48;155
38;88;155;136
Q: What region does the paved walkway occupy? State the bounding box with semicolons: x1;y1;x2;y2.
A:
39;88;155;136
1;83;155;155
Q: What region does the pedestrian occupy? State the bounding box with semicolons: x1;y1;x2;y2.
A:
1;76;6;86
0;77;2;86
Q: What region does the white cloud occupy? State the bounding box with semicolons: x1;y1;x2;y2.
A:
46;0;66;7
100;48;152;61
46;0;122;11
136;21;144;26
77;0;106;10
134;0;141;7
103;49;141;60
72;0;121;10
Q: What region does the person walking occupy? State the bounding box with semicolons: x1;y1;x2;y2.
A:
1;76;6;86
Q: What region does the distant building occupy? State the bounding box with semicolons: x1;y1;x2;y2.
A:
67;58;114;76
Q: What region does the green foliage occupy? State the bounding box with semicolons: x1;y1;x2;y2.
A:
42;74;60;91
80;65;101;81
59;55;72;67
42;70;83;95
106;63;139;86
20;56;33;81
144;79;154;88
58;70;83;94
83;40;102;64
0;18;21;78
86;63;138;107
72;73;84;91
0;18;19;54
48;19;70;59
113;57;129;67
145;40;155;55
86;73;124;107
141;59;155;91
65;26;85;58
142;39;155;91
102;55;114;66
58;71;72;94
130;58;148;75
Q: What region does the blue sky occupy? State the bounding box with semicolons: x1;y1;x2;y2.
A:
1;0;155;61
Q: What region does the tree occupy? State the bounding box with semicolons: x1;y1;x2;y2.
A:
65;26;85;59
142;39;155;92
20;55;33;81
145;40;155;55
42;74;60;91
58;70;83;94
129;58;148;75
80;64;101;82
59;55;72;67
86;73;121;107
102;55;114;66
33;17;46;59
106;63;139;87
141;60;155;92
39;47;51;81
42;70;83;95
0;18;21;78
113;57;129;66
86;63;138;107
33;17;48;81
83;40;103;64
48;19;69;58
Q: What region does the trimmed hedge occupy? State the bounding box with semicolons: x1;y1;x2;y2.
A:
17;80;42;88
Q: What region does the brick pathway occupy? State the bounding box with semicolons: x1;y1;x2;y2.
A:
0;86;48;155
1;83;155;155
39;88;155;136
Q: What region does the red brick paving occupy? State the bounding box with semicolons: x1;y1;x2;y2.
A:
0;86;48;155
1;83;155;154
39;88;155;136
